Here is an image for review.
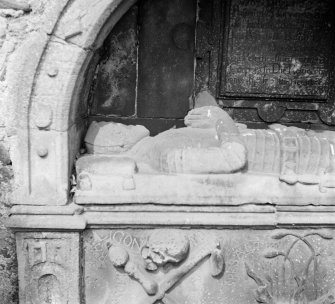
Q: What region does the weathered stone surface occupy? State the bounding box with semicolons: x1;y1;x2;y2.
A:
84;228;335;304
196;0;335;126
1;2;335;304
0;165;17;304
5;0;140;207
91;4;138;116
0;0;31;12
0;140;10;165
16;232;81;304
88;116;185;136
223;0;333;98
10;203;84;216
85;121;149;154
137;0;195;118
9;215;87;230
75;172;335;205
0;0;55;300
54;0;137;50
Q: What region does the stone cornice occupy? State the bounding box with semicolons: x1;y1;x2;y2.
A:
7;204;335;230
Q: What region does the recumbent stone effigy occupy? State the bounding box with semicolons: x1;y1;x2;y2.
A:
75;93;335;205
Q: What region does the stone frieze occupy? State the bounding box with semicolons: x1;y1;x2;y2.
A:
84;229;335;304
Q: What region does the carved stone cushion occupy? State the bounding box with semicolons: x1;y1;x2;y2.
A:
85;121;150;154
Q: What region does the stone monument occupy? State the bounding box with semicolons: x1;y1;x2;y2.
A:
5;1;335;303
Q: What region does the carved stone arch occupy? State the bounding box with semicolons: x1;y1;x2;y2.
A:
9;0;137;205
29;264;66;303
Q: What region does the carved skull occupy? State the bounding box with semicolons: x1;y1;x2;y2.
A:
141;230;190;271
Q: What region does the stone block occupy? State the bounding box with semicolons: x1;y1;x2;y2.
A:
84;228;335;304
16;232;81;304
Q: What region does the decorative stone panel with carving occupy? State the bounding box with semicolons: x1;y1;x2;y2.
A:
16;232;81;304
84;229;335;304
245;230;335;304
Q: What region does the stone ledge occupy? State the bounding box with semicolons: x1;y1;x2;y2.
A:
7;214;86;231
85;210;277;227
10;203;84;215
74;171;335;206
6;205;335;230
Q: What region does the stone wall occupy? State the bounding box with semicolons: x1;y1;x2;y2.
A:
0;1;48;302
0;164;16;303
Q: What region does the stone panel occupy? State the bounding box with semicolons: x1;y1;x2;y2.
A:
16;232;81;304
221;0;334;99
84;229;335;304
195;0;335;125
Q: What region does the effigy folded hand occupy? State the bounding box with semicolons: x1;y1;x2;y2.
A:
185;106;233;129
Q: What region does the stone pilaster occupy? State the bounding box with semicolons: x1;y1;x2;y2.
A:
16;232;82;304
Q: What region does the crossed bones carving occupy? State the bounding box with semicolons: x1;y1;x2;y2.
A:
108;237;224;304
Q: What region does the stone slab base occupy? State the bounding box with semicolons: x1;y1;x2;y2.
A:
16;232;81;304
75;173;335;205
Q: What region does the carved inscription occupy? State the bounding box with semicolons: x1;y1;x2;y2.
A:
222;0;333;98
88;230;143;262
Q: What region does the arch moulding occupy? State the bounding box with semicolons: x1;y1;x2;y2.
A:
9;0;137;205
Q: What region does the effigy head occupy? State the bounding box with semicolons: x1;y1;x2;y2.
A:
141;230;190;271
85;121;150;154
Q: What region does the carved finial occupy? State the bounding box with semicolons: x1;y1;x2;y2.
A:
0;0;31;12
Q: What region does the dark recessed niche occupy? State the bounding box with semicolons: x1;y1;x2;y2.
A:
136;0;196;118
90;5;138;117
89;0;335;131
90;0;196;122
